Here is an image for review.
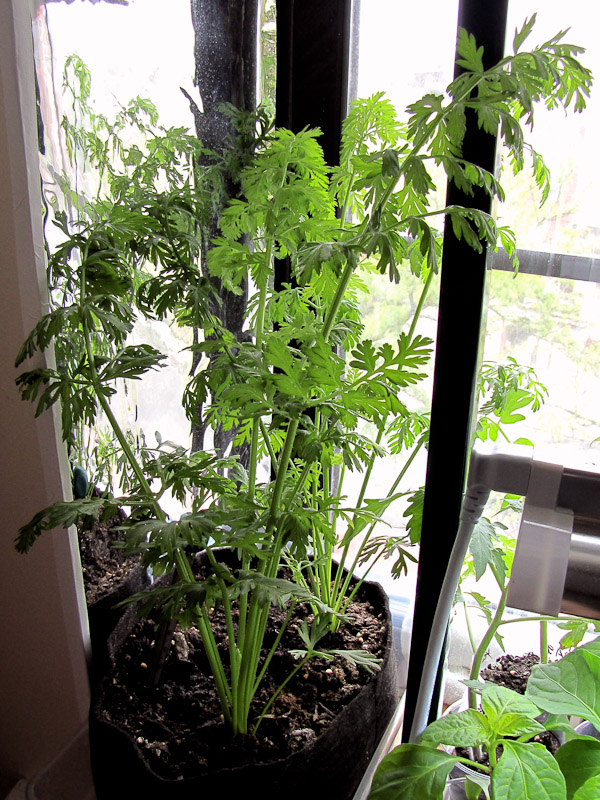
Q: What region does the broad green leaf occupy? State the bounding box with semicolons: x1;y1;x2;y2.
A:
404;489;424;544
419;709;489;748
526;640;600;730
492;741;566;800
469;518;498;580
573;775;600;800
578;637;600;675
493;713;545;741
381;148;400;180
367;743;456;800
543;713;582;740
555;738;600;800
350;493;404;538
481;684;542;727
557;619;596;650
456;28;484;73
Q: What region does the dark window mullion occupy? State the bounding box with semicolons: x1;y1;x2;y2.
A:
274;0;353;292
402;0;510;738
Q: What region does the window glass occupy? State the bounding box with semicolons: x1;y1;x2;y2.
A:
484;1;600;451
354;0;600;667
34;1;197;515
500;0;600;259
351;1;460;525
357;0;459;114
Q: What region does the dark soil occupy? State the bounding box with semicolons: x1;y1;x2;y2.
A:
480;651;541;695
77;503;140;604
97;577;388;781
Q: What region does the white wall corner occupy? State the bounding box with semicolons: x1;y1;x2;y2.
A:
0;0;92;787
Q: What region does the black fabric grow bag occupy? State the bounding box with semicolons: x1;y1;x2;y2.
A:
89;569;400;800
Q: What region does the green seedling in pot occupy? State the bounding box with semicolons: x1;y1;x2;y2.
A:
369;637;600;800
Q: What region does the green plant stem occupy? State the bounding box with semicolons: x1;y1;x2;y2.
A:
322;261;354;341
468;564;509;710
488;742;498;770
253;653;312;734
79;254;236;722
266;415;301;573
331;264;432;606
453;756;491;775
333;427;385;584
236;414;302;734
338;435;426;610
252;601;297;696
259;418;278;472
197;605;234;726
205;549;242;726
540;619;549;664
463;598;478;655
248;237;274;500
407;268;434;340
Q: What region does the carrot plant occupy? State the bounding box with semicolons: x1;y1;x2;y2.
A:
15;15;592;739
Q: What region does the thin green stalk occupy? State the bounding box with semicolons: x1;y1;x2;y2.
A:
331;267;432;606
205;548;241;683
197;606;233;727
253;654;311;735
80;252;236;725
331;428;385;603
236;413;302;732
82;317;161;519
248;237;274;500
290;460;313;505
407;268;434;340
321;261;355;342
259;418;278;473
453;756;491;775
496;615;562;626
468;565;508;711
463;598;478;655
337;435;426;609
239;601;271;730
252;601;297;696
315;466;332;604
540;620;549;664
265;415;301;575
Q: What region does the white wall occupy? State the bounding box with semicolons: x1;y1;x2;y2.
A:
0;0;91;790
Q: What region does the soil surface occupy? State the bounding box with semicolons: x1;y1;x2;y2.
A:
97;575;388;781
480;651;541;695
78;502;139;604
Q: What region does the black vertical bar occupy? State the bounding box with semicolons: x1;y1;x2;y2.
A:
402;0;509;739
275;0;353;163
274;0;354;287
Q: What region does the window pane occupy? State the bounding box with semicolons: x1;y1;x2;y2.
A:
484;0;600;451
500;0;600;258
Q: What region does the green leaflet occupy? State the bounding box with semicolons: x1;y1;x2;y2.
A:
572;774;600;800
526;639;600;730
492;741;566;800
555;738;600;800
419;709;490;748
368;744;457;800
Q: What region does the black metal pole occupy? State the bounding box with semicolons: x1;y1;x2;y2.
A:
275;0;353;163
402;0;509;739
274;0;354;285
